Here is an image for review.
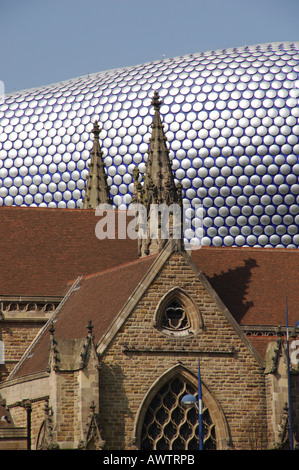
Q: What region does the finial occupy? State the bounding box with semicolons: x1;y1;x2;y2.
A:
132;165;140;182
87;319;93;336
44;399;51;416
92;120;101;138
277;325;283;337
90;401;96;414
151;91;162;111
49;321;55;337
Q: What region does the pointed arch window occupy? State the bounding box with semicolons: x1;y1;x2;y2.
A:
154;287;202;336
140;375;216;450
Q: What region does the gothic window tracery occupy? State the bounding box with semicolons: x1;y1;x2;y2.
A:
161;300;190;331
140;376;216;450
155;287;202;336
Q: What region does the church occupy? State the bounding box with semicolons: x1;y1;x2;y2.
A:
0;91;299;451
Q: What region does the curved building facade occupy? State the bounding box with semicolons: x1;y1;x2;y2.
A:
0;41;299;248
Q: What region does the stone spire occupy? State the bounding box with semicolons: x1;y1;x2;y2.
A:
133;91;183;257
83;120;112;209
143;91;179;208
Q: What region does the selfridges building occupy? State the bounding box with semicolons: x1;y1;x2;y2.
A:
0;41;299;249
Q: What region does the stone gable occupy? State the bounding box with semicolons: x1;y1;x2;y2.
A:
1;244;296;450
98;248;267;450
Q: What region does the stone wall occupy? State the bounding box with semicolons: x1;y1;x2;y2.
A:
54;371;78;448
0;375;50;449
0;298;59;382
98;251;267;450
0;321;44;380
1;250;289;450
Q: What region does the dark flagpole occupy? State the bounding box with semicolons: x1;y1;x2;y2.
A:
286;297;294;450
198;358;204;450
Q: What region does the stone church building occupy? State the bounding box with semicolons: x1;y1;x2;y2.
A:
0;93;299;451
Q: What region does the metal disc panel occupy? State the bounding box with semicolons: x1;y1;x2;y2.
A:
0;41;299;247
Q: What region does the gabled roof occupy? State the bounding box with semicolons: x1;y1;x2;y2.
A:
9;254;157;379
0;206;138;297
10;241;271;380
2;203;299;380
3;205;297;328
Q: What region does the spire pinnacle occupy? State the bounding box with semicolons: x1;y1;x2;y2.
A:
151;90;162;111
134;92;183;257
143;91;179;208
83;120;112;209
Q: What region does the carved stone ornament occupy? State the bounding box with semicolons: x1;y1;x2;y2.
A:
37;400;59;450
78;402;105;450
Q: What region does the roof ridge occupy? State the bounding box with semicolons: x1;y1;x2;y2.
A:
67;252;158;285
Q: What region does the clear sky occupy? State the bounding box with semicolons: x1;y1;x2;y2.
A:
1;0;299;94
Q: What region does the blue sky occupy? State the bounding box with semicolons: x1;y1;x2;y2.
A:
1;0;299;94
